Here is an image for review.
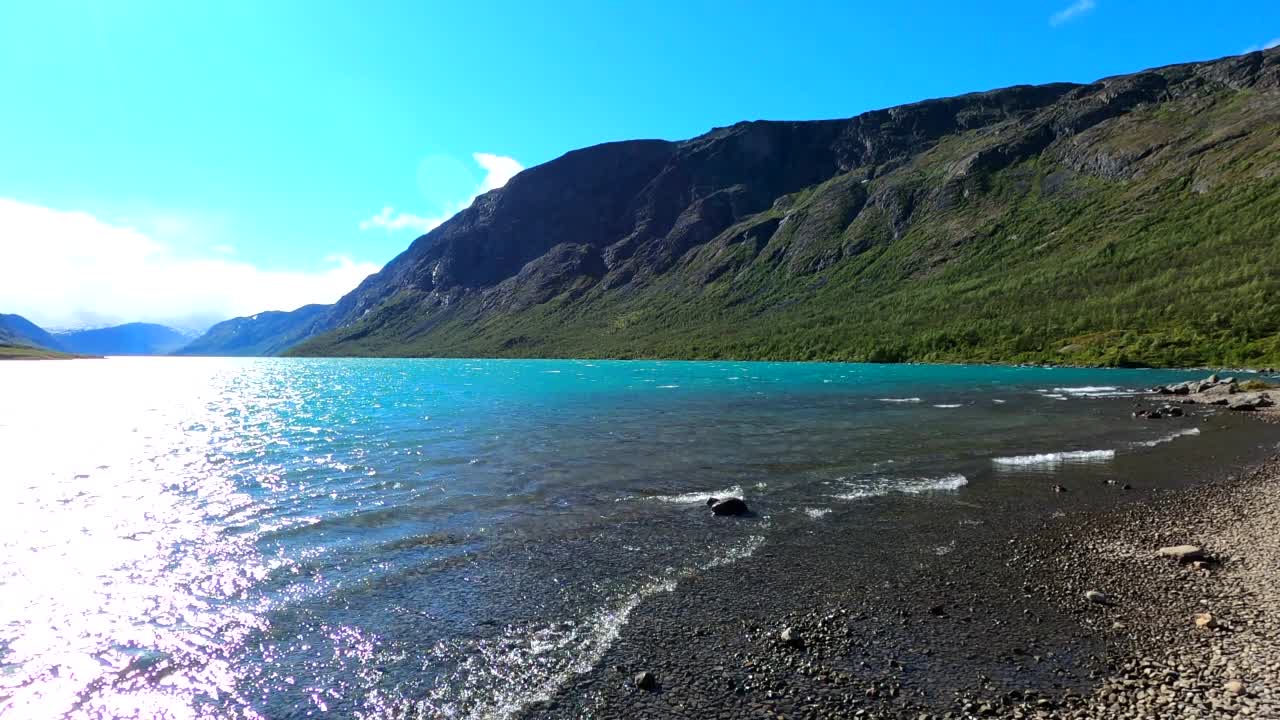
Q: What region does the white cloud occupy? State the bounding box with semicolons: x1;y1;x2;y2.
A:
0;197;381;330
1242;38;1280;53
1050;0;1095;26
360;152;523;234
359;206;446;233
474;152;524;192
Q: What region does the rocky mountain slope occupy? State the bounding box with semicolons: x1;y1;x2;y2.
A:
200;49;1280;366
174;304;330;357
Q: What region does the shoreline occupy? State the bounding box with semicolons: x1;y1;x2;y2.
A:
518;412;1280;719
0;344;100;360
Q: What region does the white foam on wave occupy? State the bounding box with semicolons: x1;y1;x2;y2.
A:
992;399;1007;404
803;507;832;519
878;397;922;403
992;449;1115;467
431;532;767;719
656;385;679;389
933;403;962;409
645;485;743;504
1133;427;1201;447
1053;385;1135;398
834;473;968;500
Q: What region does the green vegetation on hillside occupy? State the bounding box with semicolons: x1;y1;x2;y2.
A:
294;88;1280;367
256;52;1280;368
0;344;93;360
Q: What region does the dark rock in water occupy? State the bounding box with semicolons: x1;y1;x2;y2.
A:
928;603;946;616
1053;484;1067;493
709;497;749;516
634;670;657;691
1164;406;1184;417
1153;385;1173;395
1148;410;1164;419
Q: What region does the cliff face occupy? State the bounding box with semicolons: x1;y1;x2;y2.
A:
196;49;1280;366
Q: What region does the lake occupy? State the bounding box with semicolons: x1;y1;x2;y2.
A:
1;358;1274;719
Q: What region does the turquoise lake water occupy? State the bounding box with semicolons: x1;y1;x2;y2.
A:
0;358;1274;719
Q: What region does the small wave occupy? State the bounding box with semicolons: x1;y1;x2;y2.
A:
424;533;766;719
803;507;832;519
834;473;968;500
877;397;921;403
932;403;962;408
656;385;679;389
992;399;1007;404
645;485;743;504
1053;385;1134;398
1133;427;1201;447
1040;393;1068;400
992;449;1115;467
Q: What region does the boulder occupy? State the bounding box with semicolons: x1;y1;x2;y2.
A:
1207;374;1219;384
1084;590;1108;604
1224;679;1245;696
1193;612;1218;629
634;670;657;691
709;497;749;516
1157;545;1205;563
1228;397;1259;411
780;626;805;649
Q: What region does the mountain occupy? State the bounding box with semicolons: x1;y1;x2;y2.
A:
56;323;193;356
0;313;65;351
203;49;1280;366
173;305;331;356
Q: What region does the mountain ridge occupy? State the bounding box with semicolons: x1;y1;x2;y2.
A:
55;323;194;356
185;48;1280;366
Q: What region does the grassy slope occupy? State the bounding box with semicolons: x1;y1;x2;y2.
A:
296;88;1280;368
0;344;94;360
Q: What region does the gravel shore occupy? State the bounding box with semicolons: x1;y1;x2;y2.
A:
518;412;1280;719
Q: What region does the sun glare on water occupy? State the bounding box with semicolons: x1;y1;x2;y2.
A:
0;358;284;720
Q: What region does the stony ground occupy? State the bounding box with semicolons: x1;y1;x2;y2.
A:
516;410;1280;719
1006;451;1280;719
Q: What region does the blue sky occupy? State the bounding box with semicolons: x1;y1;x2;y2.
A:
1;1;1276;329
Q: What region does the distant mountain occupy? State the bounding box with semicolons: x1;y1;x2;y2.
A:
0;313;64;351
189;49;1280;367
56;323;192;356
173;305;332;356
